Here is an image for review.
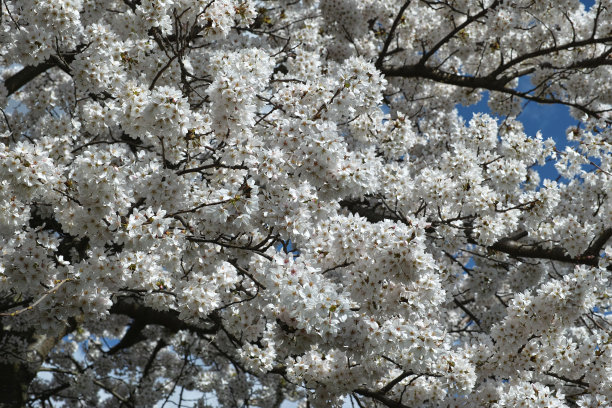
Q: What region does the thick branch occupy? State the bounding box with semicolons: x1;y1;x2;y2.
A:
375;0;413;70
378;371;413;395
382;35;612;117
340;200;611;268
488;235;599;267
107;321;146;355
0;316;81;407
109;296;219;336
543;371;589;388
4;52;80;96
419;0;500;65
354;388;411;408
490;35;612;79
4;61;57;96
584;228;612;257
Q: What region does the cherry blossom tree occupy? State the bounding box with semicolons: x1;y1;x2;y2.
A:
1;0;612;406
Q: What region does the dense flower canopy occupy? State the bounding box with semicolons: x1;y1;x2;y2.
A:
1;0;612;407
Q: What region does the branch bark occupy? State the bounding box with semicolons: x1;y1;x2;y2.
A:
381;25;612;118
4;52;80;96
0;315;82;407
109;296;220;336
340;199;612;268
354;388;411;408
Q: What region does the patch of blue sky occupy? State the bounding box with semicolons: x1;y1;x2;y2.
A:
276;238;300;258
593;305;612;316
582;0;596;9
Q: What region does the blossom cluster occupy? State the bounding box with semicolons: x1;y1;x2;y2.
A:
0;0;611;407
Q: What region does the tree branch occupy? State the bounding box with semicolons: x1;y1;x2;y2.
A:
4;50;83;96
418;0;500;66
375;0;413;70
109;296;219;336
354;388;411;408
340;200;611;268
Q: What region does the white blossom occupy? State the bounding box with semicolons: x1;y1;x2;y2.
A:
0;0;611;407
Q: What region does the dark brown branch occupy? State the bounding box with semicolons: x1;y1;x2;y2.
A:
453;297;482;329
141;339;167;380
92;379;133;407
584;228;612;257
176;162;247;175
26;383;71;405
4;49;84;96
382;34;612;118
186;236;274;260
419;0;500;65
354;388;411;408
228;260;267;290
341;200;610;268
543;371;589;388
0;315;82;407
107;321;146;355
383;63;605;116
109;296;219;335
322;261;354;275
490;35;612;79
375;0;413;70
378;371;414;395
488;236;598;267
4;61;57;96
0;278;74;317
